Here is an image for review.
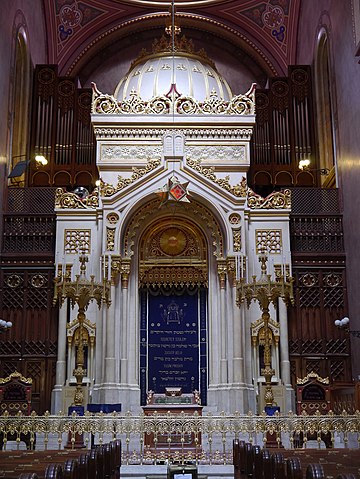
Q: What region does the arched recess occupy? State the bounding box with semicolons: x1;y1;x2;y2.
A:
314;28;336;187
121;196;226;406
9;26;31;186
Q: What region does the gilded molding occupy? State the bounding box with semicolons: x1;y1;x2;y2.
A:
99;158;161;197
55;187;99;209
93;127;252;141
247;188;291;209
186;159;247;197
0;371;32;385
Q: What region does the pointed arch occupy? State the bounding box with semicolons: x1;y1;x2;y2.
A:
9;25;31;186
314;28;337;187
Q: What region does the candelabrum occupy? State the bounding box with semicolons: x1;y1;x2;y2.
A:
334;317;360;338
53;251;111;406
237;254;294;408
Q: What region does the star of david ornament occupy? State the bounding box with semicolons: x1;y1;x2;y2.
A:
156;175;191;206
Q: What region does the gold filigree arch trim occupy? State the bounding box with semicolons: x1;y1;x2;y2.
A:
296;371;330;385
139;217;208;287
123;198;224;259
0;371;32;385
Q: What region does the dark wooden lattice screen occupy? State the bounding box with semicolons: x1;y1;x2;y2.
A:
289;188;351;386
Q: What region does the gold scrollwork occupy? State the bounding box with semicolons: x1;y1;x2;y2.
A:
186;159;247;197
106;228;116;251
0;371;32;385
248;188;291;209
99;159;161;197
296;371;330;385
55;188;99;209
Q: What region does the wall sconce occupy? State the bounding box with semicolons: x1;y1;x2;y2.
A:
0;319;12;332
334;317;360;338
298;159;329;176
8;155;48;179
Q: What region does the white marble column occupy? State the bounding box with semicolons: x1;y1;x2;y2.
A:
104;280;117;384
279;299;291;385
232;284;244;384
55;302;67;386
51;301;68;412
120;267;129;384
218;263;228;384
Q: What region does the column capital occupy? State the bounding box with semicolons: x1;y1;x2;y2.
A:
121;258;131;288
217;259;227;289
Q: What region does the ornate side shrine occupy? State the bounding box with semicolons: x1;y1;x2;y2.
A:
143;388;202;454
0;371;34;450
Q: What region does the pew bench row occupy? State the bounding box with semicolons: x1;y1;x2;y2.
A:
0;439;121;479
233;440;359;479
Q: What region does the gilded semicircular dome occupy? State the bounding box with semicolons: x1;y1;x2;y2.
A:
114;39;233;102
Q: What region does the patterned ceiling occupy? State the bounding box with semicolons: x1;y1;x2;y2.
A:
44;0;300;78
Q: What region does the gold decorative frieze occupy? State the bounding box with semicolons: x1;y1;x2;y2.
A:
99;158;161;197
184;145;245;162
92;84;255;116
186;159;247;197
106;228;116;251
233;229;241;252
139;265;207;288
64;230;91;254
255;230;282;254
248;188;291;209
101;144;162;162
55;187;99;209
93;127;252;141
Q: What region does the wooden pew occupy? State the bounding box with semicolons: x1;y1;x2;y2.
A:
0;439;121;479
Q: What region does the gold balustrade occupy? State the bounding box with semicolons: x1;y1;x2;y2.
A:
0;410;359;460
